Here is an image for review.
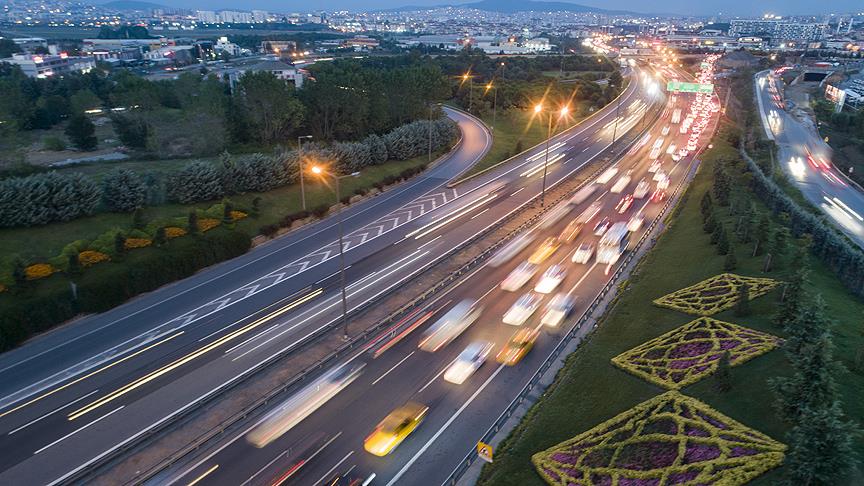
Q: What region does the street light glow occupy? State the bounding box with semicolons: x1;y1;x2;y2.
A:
560;106;570;117
311;165;323;175
534;104;543;114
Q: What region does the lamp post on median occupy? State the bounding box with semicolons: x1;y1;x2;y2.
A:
461;72;474;113
534;103;570;207
485;81;497;130
311;165;361;340
297;135;313;210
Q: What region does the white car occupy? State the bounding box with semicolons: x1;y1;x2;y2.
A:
653;169;666;182
687;139;698;151
648;160;661;173
678;148;688;158
503;293;543;326
443;341;493;384
596;167;619;184
634;178;650;199
572;242;595;264
535;264;566;294
627;212;645;232
501;262;538;292
661;125;670;136
541;294;576;328
657;175;670;190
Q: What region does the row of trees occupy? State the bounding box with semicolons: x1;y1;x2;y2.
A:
0;116;457;225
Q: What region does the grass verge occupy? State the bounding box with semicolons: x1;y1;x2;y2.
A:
477;122;864;485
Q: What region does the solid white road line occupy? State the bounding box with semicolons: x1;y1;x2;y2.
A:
385;365;505;486
313;450;354;486
33;406;124;455
186;464;219;486
417;357;459;393
470;208;490;220
510;187;525;197
372;351;416;386
7;389;100;436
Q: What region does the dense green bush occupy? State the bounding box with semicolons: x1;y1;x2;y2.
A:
167;160;224;203
0;227;251;350
101;168;147;212
0;171;100;227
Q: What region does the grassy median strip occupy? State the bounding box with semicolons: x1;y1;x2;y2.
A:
477;124;864;485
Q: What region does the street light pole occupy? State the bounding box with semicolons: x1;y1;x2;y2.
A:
541;111;552;207
611;94;622;149
297;135;312;210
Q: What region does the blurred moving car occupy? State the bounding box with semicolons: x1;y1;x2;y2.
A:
246;363;366;448
627;212;645;232
418;300;482;352
650;190;666;203
535;264;567;294
634;178;650;199
593;217;612;236
503;292;543;325
489;232;536;268
444;341;493;384
572;242;595;264
558;219;584;243
501;262;539;291
497;328;539;365
616;194;634;213
528;237;560;264
541;294;576;328
364;402;429;456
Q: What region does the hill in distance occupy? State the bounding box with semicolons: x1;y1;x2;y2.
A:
385;0;638;15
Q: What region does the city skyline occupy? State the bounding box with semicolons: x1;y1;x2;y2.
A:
112;0;864;16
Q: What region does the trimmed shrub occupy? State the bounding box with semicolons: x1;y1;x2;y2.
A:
167;161;224;204
0;171;100;227
101;168;147;212
364;133;388;164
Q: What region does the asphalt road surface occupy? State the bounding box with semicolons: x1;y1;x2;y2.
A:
755;70;864;248
0;70;664;485
153;73;717;486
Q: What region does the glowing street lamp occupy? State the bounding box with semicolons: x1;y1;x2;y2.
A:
535;104;571;207
310;165;361;340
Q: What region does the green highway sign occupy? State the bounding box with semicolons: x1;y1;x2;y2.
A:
666;81;714;94
700;62;710;68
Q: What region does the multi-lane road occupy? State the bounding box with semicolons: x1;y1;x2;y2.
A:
0;67;671;485
755;70;864;248
151;66;719;486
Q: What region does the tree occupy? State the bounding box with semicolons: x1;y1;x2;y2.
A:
753;214;771;256
236;72;304;145
65;114;97;151
167;161;224;204
783;403;857;485
12;259;26;286
723;245;737;271
716;226;730;255
67;253;81;276
187;211;199;234
222;200;234;224
608;70;624;91
101;168;147;212
251;196;261;217
785;296;830;358
113;232;126;256
735;281;750;316
70;89;102;115
111;113;150;149
703;210;716;233
713;351;732;393
154;226;166;247
774;257;810;330
132;208;146;229
700;192;713;218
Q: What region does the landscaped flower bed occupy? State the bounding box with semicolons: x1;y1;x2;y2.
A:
124;238;152;250
230;210;248;221
611;317;782;389
197;218;220;232
25;263;55;280
164;226;186;239
652;273;779;316
532;391;786;485
78;250;110;267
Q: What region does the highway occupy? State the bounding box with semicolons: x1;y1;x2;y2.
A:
755;70;864;248
0;67;662;485
152;61;720;486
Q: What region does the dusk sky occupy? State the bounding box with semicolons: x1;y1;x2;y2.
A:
153;0;864;16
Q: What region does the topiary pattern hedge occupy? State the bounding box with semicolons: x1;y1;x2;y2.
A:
611;317;783;389
652;273;779;316
532;391;786;486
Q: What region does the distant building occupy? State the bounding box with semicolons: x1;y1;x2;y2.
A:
215;36;244;56
219;11;253;24
341;36;380;50
12;37;48;53
196;10;217;23
3;53;95;78
143;46;195;65
252;10;268;23
229;59;307;89
260;40;297;55
730;18;828;45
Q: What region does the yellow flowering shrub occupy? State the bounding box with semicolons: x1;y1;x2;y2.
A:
25;263;55;280
79;250;111;267
165;226;186;239
124;238;152;250
653;273;780;316
198;218;220;232
230;210;248;221
0;283;6;293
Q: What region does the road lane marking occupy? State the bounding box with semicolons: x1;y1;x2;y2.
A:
7;389;100;435
418;357;459;393
187;464;219;486
470;208;490;220
372;351;416;386
510;187;525;197
34;406;124;455
385;365;505;486
567;262;599;295
67;290;322;420
418;235;442;249
314;451;354;486
0;332;183;420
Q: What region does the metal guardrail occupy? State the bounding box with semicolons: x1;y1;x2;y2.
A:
440;136;708;486
75;98;663;486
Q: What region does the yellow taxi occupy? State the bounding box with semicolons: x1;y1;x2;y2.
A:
528;237;560;264
496;328;539;365
558;219;584;243
364;401;428;456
